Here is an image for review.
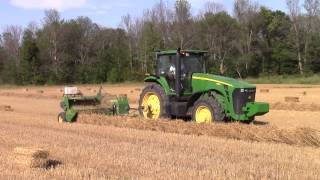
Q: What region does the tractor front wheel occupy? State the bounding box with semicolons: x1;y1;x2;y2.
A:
139;83;169;120
57;112;66;123
192;97;225;123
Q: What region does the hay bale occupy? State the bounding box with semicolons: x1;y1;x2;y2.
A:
0;105;13;112
285;96;300;103
13;147;49;168
37;90;44;94
25;88;29;92
260;89;269;93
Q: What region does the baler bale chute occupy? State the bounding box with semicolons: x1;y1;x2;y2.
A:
58;87;130;123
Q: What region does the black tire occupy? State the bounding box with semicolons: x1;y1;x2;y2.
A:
139;83;170;119
243;117;255;124
192;96;225;123
57;112;66;123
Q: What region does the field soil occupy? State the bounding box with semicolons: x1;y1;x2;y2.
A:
0;83;319;179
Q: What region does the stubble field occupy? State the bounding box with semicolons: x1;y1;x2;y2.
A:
0;83;319;179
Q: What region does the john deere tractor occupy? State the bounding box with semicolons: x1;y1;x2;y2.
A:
138;49;269;123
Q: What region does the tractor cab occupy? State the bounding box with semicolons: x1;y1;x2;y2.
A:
156;49;207;96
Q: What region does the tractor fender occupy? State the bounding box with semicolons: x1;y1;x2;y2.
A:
144;76;172;95
191;89;227;101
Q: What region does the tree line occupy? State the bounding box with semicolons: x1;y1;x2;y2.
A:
0;0;320;85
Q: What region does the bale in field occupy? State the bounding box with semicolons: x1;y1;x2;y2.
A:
260;89;269;93
37;90;44;94
285;96;300;103
13;147;49;168
0;105;13;112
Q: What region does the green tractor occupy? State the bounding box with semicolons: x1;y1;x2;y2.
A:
139;49;269;123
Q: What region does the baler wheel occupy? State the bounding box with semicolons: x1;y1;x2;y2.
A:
58;112;66;123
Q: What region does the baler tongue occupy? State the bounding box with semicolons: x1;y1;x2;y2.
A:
58;87;130;123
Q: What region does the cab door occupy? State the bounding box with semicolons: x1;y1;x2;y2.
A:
157;55;176;91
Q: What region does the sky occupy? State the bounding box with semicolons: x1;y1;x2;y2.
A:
0;0;288;31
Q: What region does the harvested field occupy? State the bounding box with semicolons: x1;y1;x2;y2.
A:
0;83;319;179
271;102;320;111
14;147;49;159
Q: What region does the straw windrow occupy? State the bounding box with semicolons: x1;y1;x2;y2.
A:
78;114;320;147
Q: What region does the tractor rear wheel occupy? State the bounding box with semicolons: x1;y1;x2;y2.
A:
57;112;66;123
139;83;169;119
192;97;225;123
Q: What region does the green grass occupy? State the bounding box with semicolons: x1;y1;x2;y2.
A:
246;74;320;84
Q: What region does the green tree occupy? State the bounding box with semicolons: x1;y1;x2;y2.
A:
37;9;63;83
259;7;294;75
198;12;239;76
20;29;42;84
234;0;261;77
308;33;320;72
173;0;194;48
139;22;162;74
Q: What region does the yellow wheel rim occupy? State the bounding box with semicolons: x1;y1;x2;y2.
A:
195;106;213;123
58;115;64;123
142;92;161;119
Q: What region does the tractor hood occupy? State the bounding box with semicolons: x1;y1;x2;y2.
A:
192;73;256;89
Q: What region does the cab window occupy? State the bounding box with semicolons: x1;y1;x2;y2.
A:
158;55;176;76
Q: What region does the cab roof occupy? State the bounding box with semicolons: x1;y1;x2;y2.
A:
157;50;208;56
